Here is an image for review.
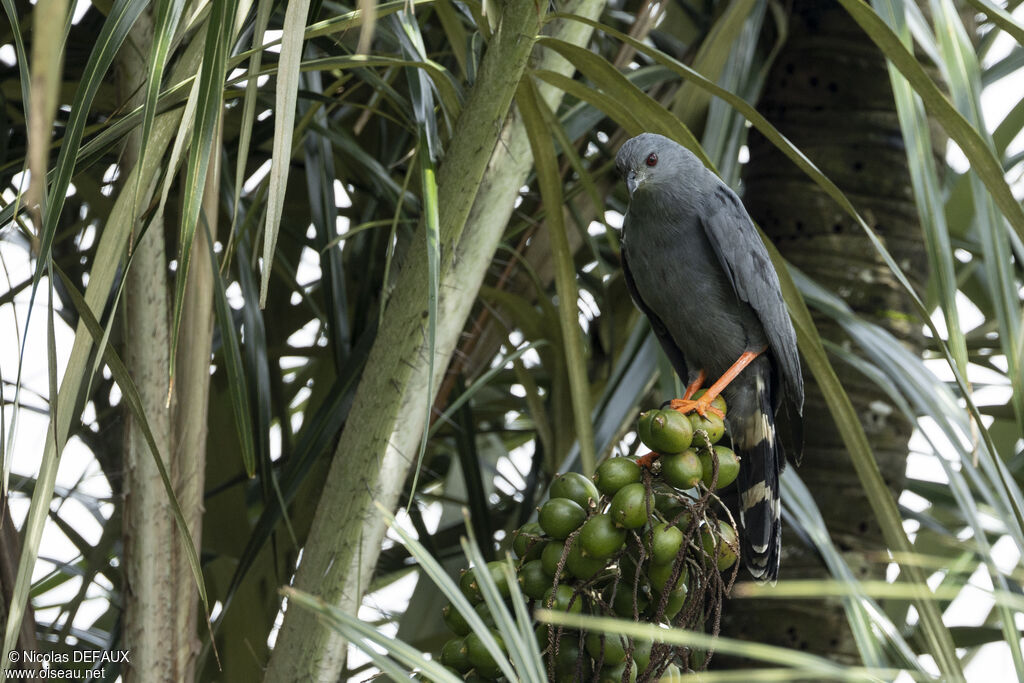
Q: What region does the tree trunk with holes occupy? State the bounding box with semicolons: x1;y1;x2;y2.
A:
720;2;931;661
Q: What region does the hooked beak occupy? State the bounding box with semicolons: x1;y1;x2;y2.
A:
626;169;645;195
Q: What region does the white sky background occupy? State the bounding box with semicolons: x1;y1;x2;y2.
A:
0;1;1023;680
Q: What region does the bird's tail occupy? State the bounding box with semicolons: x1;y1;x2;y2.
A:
732;373;782;583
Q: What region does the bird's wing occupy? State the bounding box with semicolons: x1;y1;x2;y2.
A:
622;246;689;383
700;184;804;413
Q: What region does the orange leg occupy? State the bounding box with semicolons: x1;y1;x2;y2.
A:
670;347;767;418
681;370;706;401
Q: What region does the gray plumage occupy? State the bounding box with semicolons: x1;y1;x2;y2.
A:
616;133;803;582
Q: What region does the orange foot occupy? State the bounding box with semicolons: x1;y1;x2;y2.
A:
637;452;660;469
669;348;767;420
666;369;724;419
669;397;724;419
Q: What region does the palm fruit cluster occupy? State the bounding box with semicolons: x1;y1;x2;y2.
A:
637;390;740;493
437;394;742;681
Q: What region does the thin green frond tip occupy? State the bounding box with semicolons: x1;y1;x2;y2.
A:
231;0;273;230
458;534;541;683
170;0;236;386
26;0;67;218
205;222;256;477
872;0;969;377
260;0;312;307
374;502;515;681
406;133;441;512
536;611;887;681
518;78;596;476
965;0;1024;48
130;0;186;233
427;341;548;439
30;0;148;291
281;586;464;682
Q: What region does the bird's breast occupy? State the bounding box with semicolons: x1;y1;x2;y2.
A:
624;208;766;379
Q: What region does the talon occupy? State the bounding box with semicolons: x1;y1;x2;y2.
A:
637;452;661;469
668;398;725;419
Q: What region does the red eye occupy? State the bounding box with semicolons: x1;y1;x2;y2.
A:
645;152;658;167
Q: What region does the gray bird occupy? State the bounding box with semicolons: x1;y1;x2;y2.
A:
615;133;803;582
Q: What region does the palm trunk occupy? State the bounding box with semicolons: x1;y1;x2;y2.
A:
118;16;216;681
722;1;930;660
117;11;177;679
169;113;219;682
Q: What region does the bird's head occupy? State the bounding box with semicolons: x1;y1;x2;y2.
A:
615;133;706;197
